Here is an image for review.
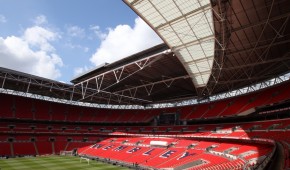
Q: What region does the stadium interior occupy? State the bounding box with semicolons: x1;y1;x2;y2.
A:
0;0;290;170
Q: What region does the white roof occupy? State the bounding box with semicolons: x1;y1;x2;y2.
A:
125;0;215;87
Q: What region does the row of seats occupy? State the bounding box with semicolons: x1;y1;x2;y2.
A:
181;81;290;120
0;93;157;123
0;135;95;156
1;81;290;123
1;118;290;136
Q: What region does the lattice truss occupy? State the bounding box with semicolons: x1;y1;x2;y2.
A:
208;0;290;95
72;50;170;104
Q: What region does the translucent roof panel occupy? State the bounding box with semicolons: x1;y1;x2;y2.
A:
124;0;215;88
175;0;203;14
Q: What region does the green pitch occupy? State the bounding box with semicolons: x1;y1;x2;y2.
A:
0;156;130;170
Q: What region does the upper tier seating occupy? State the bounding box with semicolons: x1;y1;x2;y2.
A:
1;81;290;123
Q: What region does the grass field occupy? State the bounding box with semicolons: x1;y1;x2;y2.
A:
0;156;130;170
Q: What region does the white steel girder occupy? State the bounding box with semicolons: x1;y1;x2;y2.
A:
72;50;170;103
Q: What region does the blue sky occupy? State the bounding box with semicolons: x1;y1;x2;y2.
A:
0;0;162;83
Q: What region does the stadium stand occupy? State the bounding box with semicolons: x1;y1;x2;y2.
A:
0;0;289;169
0;96;289;169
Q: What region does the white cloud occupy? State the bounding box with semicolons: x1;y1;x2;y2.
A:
0;22;63;79
67;26;85;38
90;17;163;66
33;15;47;25
90;25;107;40
23;26;60;52
0;14;7;23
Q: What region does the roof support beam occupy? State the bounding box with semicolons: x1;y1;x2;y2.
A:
1;73;7;88
220;52;290;70
72;50;169;104
90;54;163;93
70;87;75;101
114;75;190;94
231;12;290;33
227;39;290;56
26;78;31;93
95;74;104;92
75;83;152;104
199;0;232;96
0;70;73;94
73;50;168;87
245;0;275;62
113;66;125;83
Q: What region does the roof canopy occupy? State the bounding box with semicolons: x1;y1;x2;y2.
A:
124;0;215;87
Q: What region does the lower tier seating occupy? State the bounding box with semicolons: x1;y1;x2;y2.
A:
78;137;274;170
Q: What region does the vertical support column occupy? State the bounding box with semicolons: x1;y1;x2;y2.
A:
33;142;39;155
10;142;14;157
51;141;55;155
1;73;7;88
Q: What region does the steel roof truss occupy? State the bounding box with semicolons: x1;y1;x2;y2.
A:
26;78;31;93
114;75;190;95
75;82;151;104
162;76;174;87
101;55;163;91
113;67;125;83
1;73;7;88
95;74;104;92
73;50;166;87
